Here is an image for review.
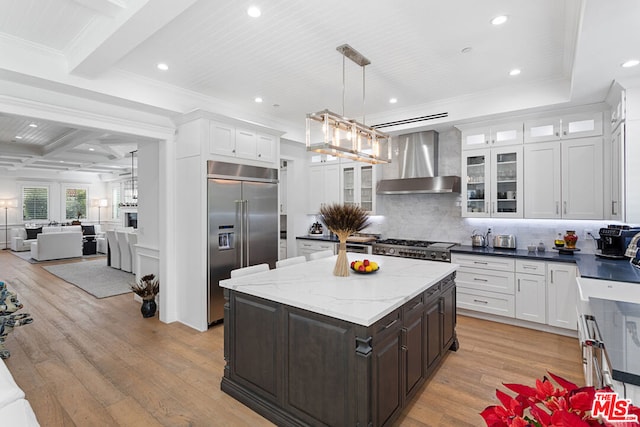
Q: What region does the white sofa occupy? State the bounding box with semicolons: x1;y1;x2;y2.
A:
30;231;83;261
0;360;39;426
11;226;82;252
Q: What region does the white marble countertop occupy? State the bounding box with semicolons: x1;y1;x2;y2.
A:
220;253;458;327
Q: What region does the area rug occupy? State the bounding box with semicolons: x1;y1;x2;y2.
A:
10;250;104;264
42;260;133;299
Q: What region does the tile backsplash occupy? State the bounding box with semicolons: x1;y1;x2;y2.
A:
371;192;610;254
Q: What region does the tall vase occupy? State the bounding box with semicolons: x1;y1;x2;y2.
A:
141;298;157;318
333;238;349;277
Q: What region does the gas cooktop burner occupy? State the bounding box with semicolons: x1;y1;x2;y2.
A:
372;239;458;262
376;239;434;247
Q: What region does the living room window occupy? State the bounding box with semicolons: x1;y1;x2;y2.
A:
64;187;88;220
22;186;49;221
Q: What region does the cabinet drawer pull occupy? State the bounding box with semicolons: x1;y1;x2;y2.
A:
383;318;399;329
523;265;536;270
409;300;422;310
517;278;521;292
556;201;559;215
473;261;488;265
473;299;489;304
473;278;488;282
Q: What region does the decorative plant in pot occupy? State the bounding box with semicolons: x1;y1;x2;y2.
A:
130;274;159;318
319;203;370;277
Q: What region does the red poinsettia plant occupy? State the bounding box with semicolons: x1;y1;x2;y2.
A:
481;372;640;427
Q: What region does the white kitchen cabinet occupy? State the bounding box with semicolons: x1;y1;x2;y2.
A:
341;163;375;213
461;146;523;218
461;122;523;150
547;262;578;330
257;133;276;162
524;137;603;219
308;163;340;213
524;112;603;143
296;239;336;260
608;123;624;220
209;121;276;163
515;260;546;324
452;254;515;317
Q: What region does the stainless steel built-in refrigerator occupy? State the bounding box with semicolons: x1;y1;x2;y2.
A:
207;161;279;324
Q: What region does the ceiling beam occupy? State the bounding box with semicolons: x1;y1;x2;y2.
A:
71;0;126;17
42;129;96;156
66;0;200;77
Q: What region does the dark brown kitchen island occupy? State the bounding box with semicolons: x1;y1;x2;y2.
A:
219;254;458;426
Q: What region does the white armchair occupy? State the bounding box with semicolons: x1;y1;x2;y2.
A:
127;232;138;275
105;231;120;269
116;230;132;272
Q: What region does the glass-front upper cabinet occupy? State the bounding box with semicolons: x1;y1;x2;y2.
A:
491;146;523;218
462;147;523;218
462;150;490;217
341;163;375;213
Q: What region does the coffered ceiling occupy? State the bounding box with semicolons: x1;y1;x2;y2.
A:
1;0;639;175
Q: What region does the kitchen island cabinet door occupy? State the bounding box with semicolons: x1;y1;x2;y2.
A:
403;295;426;399
373;320;403;427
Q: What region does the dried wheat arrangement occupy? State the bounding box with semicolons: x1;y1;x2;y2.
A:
319;203;370;276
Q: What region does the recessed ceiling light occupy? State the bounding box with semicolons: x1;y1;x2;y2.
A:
247;6;261;18
491;15;508;25
389;98;398;104
59;160;64;163
89;148;95;151
509;68;521;76
28;123;38;128
15;136;23;139
622;59;639;68
157;62;169;71
254;97;263;103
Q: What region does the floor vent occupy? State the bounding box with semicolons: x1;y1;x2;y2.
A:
372;112;449;129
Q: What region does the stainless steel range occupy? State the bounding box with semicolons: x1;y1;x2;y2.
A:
372;239;458;262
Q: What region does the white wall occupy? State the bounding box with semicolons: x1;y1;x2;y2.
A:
0;171;107;246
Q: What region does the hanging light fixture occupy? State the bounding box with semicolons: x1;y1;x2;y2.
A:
306;44;392;164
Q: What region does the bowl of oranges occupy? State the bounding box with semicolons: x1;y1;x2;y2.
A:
350;259;380;274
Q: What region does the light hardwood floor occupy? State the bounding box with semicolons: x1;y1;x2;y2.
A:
0;251;583;426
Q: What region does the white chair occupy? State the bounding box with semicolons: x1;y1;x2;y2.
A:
116;230;132;272
230;264;270;278
105;230;120;269
275;256;306;269
128;232;138;275
309;250;334;260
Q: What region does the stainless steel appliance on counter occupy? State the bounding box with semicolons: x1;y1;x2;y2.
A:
493;234;517;249
372;239;458;262
598;225;640;259
207;161;278;324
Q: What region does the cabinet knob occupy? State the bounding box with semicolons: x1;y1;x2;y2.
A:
258;154;261;157
555;132;559;137
232;149;236;153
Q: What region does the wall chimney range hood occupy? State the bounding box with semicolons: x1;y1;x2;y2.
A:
376;131;461;194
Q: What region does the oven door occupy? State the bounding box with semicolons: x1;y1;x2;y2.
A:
578;313;613;389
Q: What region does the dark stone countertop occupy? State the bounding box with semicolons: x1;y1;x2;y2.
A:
451;245;640;284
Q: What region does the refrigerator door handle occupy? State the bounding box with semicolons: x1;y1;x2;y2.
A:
235;199;244;267
243;199;249;266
